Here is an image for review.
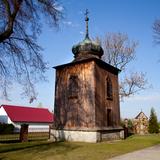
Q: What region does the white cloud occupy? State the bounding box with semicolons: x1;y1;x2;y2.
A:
125;93;160;102
78;10;83;15
80;31;84;35
63;21;73;26
121;92;160;120
62;21;79;28
55;5;64;12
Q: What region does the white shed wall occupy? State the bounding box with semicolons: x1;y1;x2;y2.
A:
0;107;12;124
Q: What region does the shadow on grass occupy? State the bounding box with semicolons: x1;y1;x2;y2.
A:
0;139;46;144
0;140;20;143
0;141;81;156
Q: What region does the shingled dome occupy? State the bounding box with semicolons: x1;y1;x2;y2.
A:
72;37;103;59
72;10;104;60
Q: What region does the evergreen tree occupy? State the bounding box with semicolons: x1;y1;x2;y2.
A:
148;107;159;133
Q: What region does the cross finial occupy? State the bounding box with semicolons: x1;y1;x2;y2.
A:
85;9;89;39
85;9;89;20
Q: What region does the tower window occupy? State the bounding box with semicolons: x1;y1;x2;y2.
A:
68;75;79;98
106;77;113;100
107;109;112;126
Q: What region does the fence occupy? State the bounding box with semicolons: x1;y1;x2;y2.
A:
0;130;49;142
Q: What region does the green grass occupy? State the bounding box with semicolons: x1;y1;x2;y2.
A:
0;135;160;160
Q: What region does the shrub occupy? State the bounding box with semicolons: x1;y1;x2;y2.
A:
121;118;134;137
0;123;14;134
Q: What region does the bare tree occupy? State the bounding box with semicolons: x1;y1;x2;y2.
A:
153;19;160;44
97;33;147;99
101;33;137;70
0;0;62;102
119;72;147;99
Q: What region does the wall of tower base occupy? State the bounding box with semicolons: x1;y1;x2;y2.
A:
50;128;124;143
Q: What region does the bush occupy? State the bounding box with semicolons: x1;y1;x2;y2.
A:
0;124;14;134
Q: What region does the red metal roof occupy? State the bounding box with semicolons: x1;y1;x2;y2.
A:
1;105;54;124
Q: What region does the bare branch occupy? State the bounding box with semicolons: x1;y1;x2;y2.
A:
153;19;160;44
119;72;147;100
0;0;23;42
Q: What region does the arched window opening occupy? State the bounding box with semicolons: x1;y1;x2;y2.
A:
106;77;113;100
68;75;79;98
107;109;112;126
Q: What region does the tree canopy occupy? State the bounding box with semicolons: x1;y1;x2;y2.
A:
0;0;62;102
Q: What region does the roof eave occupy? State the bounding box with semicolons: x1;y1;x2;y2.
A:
53;58;121;74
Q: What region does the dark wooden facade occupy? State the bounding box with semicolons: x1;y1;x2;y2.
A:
52;12;123;142
54;58;120;131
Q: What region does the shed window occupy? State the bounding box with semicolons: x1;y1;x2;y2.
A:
68;75;79;98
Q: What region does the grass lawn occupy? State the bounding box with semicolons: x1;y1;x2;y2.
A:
0;135;160;160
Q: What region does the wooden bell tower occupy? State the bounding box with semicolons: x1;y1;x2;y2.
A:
50;10;124;142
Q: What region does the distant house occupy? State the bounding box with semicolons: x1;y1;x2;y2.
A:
133;111;148;135
0;105;54;133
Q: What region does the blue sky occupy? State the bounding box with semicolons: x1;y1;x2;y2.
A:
1;0;160;120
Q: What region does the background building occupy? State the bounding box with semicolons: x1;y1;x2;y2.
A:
133;111;148;135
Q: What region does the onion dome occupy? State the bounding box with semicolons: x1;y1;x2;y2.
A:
72;9;104;60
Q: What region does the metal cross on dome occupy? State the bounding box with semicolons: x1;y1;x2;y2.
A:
85;9;89;19
85;9;89;39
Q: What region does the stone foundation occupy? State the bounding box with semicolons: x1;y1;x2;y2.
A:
50;128;124;142
101;130;124;141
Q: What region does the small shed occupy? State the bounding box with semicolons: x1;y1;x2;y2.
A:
133;111;148;135
0;105;54;142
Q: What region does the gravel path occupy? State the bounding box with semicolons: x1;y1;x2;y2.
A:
109;145;160;160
